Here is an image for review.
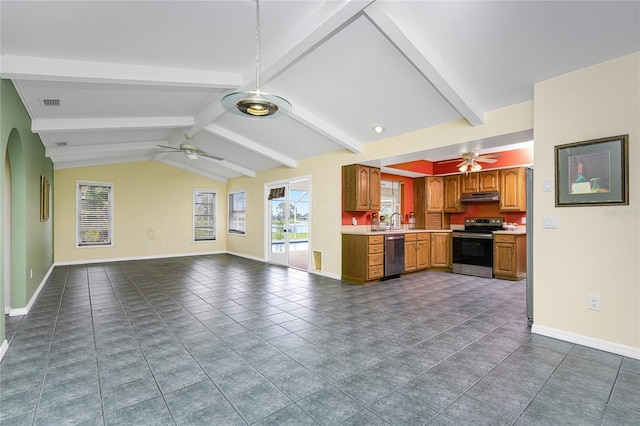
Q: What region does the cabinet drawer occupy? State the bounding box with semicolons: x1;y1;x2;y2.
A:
417;232;430;240
368;253;384;266
494;234;516;243
368;265;384;279
404;233;417;242
368;235;384;245
368;243;384;254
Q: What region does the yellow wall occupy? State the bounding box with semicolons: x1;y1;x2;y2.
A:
54;161;227;263
533;52;640;354
227;101;534;276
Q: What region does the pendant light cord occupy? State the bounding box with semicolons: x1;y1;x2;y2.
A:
255;0;261;94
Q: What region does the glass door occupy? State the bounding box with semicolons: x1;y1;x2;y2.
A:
267;179;310;270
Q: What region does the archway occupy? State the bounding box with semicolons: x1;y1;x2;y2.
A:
5;128;27;316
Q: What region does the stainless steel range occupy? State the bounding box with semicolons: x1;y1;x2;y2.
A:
452;217;504;278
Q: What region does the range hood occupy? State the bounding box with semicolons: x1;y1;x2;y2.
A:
460;191;500;203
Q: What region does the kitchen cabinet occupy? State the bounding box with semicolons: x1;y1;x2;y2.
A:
404;233;417;272
461;170;499;193
493;233;526;280
430;232;452;269
413;176;445;228
342;234;384;284
404;232;431;273
342;164;381;211
443;175;466;213
499;167;526;212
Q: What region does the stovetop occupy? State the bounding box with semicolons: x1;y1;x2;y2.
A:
463;217;504;233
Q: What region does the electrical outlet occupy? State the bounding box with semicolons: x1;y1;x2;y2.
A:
588;295;601;311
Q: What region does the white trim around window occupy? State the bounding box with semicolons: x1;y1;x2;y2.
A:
228;189;246;236
76;180;114;248
193;188;217;242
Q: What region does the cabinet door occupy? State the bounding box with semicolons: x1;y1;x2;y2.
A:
368;167;381;211
499;168;526;212
404;242;417;272
443;175;465;212
479;170;499;192
430;233;451;267
416;238;431;270
356;165;371;210
461;174;479;193
426;176;444;212
494;242;516;277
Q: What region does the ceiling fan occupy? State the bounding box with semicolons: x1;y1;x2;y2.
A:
441;152;502;172
156;134;223;161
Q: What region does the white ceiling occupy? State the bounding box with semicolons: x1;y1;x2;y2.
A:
1;1;638;182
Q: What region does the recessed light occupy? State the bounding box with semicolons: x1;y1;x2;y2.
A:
372;125;385;134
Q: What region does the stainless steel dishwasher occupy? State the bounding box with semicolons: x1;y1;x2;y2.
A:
384;234;405;278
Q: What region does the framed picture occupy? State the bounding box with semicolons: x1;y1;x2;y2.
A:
40;175;50;222
555;135;629;206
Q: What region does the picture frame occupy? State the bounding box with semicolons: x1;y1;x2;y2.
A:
555;135;629;207
40;175;50;222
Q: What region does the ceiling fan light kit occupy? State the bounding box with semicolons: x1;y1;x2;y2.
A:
221;0;291;119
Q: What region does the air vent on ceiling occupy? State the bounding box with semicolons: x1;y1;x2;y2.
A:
40;98;61;107
53;142;68;147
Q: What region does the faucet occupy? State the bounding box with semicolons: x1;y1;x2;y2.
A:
389;212;403;229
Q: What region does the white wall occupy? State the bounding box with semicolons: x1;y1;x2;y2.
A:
532;52;640;357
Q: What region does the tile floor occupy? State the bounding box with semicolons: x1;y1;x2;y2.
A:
1;254;638;425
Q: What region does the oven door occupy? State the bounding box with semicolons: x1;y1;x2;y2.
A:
452;233;494;278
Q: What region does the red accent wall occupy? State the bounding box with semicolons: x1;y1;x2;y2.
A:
433;147;533;175
449;203;525;225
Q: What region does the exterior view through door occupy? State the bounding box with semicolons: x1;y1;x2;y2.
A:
267;178;310;270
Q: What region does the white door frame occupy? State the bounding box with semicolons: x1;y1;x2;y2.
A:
4;154;12;314
264;176;311;268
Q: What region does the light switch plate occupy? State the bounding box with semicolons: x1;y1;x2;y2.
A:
543;215;559;229
543;179;553;192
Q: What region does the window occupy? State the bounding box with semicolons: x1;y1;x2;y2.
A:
194;189;216;241
228;190;246;235
380;179;402;224
77;181;113;247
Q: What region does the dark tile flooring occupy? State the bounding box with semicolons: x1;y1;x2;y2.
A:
1;254;638;425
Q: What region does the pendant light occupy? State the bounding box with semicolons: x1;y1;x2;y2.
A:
221;0;291;118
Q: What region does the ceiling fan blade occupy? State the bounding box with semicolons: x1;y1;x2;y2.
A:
475;158;498;164
200;152;224;161
156;144;181;151
456;161;468;168
477;153;502;159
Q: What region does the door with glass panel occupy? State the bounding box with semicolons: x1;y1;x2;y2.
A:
267;179;309;269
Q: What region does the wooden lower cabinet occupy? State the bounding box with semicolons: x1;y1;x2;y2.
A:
493;233;526;280
342;234;384;284
404;232;431;273
430;232;452;269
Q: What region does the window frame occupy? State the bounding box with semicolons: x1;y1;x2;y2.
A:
76;180;114;248
228;189;246;236
380;179;403;220
193;188;217;242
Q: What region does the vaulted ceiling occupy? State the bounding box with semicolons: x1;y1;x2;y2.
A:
1;1;638;182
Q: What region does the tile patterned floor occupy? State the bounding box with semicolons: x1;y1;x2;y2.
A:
1;254;638;425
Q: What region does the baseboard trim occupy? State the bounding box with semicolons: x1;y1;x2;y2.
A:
54;250;227;266
532;324;640;360
308;269;340;280
0;339;8;362
225;251;265;263
9;263;55;317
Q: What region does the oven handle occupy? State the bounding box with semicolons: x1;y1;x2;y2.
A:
452;232;494;240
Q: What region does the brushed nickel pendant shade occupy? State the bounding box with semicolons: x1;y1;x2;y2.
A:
221;0;291;118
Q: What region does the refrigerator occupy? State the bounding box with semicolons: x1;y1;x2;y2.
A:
526;167;534;325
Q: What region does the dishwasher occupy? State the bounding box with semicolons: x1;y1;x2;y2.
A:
384;234;405;278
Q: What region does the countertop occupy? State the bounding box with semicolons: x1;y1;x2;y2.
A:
341;226;453;236
342;225;525;236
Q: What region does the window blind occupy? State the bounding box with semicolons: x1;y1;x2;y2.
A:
78;183;112;246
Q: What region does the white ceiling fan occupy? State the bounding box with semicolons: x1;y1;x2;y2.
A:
156;134;223;161
441;152;502;172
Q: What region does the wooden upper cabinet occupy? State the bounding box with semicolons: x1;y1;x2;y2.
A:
343;164;381;211
499;167;526;212
461;170;499;193
443;175;466;213
413;176;444;229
